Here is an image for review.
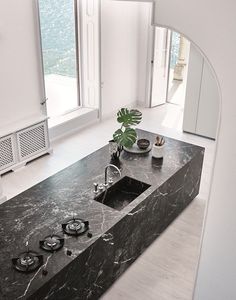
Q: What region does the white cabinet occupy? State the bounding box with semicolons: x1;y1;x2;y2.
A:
183;44;219;139
196;61;220;138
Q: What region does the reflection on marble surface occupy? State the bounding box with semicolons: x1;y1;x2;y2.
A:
0;129;204;300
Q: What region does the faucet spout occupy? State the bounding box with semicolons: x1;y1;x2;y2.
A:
104;164;121;186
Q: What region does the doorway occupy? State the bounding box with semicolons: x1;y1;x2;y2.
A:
150;27;190;109
167;32;190;108
150;27;219;140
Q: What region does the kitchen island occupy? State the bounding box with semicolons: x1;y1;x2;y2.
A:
0;129;204;300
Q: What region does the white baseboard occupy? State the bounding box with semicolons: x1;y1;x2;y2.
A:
137;101;147;108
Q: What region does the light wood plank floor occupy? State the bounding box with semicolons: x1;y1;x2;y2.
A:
101;197;205;300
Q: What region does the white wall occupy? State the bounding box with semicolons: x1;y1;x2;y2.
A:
150;0;236;299
0;0;44;128
0;0;151;129
100;0;150;118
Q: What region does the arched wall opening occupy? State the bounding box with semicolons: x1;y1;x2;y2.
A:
144;6;223;298
152;23;222;124
151;0;236;299
152;22;222;298
149;24;221;140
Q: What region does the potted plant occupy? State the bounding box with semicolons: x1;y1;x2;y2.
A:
152;135;165;158
109;108;142;160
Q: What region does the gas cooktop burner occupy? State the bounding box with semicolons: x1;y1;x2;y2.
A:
12;251;43;273
39;234;64;252
62;217;89;236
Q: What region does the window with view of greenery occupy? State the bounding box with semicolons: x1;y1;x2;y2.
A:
38;0;79;118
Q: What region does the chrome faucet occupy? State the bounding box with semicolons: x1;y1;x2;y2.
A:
104;164;121;187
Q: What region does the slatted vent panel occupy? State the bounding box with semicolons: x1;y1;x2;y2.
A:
0;135;15;171
17;122;47;160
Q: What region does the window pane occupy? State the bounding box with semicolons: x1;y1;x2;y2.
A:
38;0;79;118
170;31;180;69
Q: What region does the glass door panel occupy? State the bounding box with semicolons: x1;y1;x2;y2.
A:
150;27;171;107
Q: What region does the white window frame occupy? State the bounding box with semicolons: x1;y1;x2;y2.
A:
35;0;101;139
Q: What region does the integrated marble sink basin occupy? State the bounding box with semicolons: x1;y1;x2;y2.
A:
94;176;151;211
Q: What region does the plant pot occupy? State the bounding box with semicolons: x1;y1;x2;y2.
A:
109;140;123;160
152;143;165;158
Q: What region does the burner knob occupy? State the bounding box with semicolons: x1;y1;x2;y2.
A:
25;240;29;253
98;184;104;191
93;183;98;194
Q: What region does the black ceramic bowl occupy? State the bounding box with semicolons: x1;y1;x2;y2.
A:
137;139;150;150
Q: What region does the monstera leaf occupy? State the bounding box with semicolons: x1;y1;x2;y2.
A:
113;128;137;148
117;108;142;127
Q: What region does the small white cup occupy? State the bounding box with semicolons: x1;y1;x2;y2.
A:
152;143;165;158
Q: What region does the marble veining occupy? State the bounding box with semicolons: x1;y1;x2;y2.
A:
0;129;204;300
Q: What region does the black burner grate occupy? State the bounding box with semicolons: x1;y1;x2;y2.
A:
39;234;64;252
62;217;89;236
12;251;43;273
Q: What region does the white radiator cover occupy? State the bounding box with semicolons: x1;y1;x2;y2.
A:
0;119;51;174
17;122;48;161
0;135;16;171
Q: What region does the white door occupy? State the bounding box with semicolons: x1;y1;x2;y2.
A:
150;27;171;107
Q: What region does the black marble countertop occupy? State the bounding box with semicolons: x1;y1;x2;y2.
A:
0;129;204;300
